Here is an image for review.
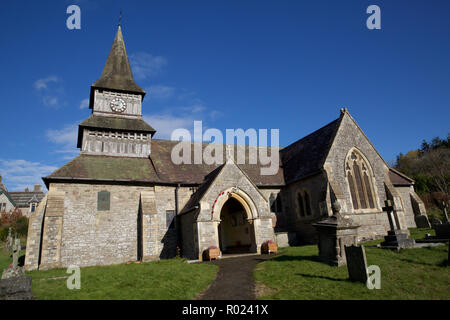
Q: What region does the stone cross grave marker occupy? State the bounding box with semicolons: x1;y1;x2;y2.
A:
12;238;21;268
6;228;12;251
382;200;397;231
344;245;368;283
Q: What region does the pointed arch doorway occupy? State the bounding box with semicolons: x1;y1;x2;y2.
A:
218;197;257;254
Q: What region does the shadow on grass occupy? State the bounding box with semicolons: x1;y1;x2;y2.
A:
398;258;449;268
270;254;323;264
295;273;348;282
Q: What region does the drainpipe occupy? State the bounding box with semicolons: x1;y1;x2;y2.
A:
175;183;182;256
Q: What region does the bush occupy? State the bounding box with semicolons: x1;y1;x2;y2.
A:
15;217;29;237
0;226;9;242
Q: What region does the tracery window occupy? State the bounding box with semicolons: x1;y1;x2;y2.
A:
346;150;376;210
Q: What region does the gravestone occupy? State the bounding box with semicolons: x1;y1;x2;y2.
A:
0;277;33;300
415;215;431;228
432;203;450;240
344;245;368;283
0;237;33;300
380;200;415;248
434;223;450;240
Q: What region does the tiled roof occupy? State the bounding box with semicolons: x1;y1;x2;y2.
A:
150;140;285;186
45;140;285;187
9;192;44;208
280;117;342;184
44;154;160;183
389;168;414;186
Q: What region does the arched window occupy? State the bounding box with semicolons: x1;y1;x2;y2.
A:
270;193;283;213
304;191;312;216
297;193;305;217
346;150;376;210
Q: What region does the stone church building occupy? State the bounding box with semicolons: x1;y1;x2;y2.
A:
25;26;428;270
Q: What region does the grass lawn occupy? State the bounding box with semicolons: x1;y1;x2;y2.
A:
254;228;450;300
0;242;218;300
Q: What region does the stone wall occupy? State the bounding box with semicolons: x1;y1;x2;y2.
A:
24;196;47;271
27;183;197;269
282;173;329;244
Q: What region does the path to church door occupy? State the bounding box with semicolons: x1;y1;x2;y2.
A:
218;197;256;254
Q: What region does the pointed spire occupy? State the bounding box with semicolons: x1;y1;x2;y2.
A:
92;26;145;95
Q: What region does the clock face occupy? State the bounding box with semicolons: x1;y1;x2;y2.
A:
110;98;127;113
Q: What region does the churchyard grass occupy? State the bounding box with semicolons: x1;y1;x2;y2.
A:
0;243;218;300
26;258;218;300
254;228;449;299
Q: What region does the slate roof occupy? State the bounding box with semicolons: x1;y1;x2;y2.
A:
77;115;156;148
91;26;145;96
388;168;414;186
44;154;160;183
179;165;225;214
150;140;285;186
9;192;45;208
45;111;415;190
45;140;285;187
0;189;16;207
280;117;342;184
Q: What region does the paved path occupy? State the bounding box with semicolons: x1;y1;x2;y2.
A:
196;254;275;300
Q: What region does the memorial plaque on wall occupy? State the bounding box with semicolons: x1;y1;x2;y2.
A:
98;191;110;211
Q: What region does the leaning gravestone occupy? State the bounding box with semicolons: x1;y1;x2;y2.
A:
344;245;368;283
0;238;33;300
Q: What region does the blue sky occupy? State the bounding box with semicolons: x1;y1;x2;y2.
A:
0;0;449;191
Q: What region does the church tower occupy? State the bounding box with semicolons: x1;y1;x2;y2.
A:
77;26;155;158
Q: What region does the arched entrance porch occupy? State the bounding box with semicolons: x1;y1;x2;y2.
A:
218;197;257;254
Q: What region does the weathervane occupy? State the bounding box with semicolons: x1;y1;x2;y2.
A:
118;10;123;26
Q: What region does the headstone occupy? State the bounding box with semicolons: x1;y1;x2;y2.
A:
0;237;33;300
0;277;33;300
344;245;368;283
433;223;450;240
415;215;431;228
